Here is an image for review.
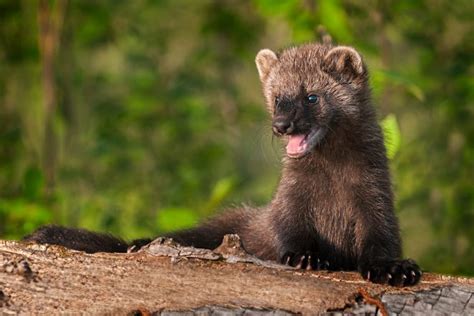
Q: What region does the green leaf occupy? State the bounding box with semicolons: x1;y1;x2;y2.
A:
156;207;199;232
381;114;401;159
378;70;426;101
318;0;353;43
204;177;236;214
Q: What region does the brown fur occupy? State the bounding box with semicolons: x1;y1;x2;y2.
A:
25;43;421;286
169;43;420;285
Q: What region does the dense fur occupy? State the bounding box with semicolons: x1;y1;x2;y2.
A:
23;225;129;253
24;43;421;286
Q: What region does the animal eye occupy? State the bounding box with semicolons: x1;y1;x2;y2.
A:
275;96;280;104
307;94;319;104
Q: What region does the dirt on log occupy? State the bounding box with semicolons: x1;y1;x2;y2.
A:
1;235;473;315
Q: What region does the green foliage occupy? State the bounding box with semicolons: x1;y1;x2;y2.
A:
317;0;352;43
0;0;472;275
0;198;52;239
381;114;401;159
157;208;199;232
23;167;45;201
0;166;52;238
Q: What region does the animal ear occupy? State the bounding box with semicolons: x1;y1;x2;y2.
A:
255;49;278;83
322;46;366;83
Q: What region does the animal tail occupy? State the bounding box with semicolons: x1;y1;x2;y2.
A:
23;208;252;253
23;225;139;253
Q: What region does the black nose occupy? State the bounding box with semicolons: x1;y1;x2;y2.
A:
272;119;294;135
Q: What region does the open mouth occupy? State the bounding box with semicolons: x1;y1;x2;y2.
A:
285;127;327;159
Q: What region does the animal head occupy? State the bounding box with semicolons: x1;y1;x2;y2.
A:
255;43;369;158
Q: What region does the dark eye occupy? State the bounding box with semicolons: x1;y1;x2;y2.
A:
275;96;280;104
307;94;319;104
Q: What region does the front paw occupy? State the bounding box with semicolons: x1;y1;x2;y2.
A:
360;259;422;286
280;251;329;270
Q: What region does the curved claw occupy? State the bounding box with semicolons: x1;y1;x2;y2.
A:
360;259;422;287
305;255;313;270
295;255;306;269
280;251;329;271
321;260;330;269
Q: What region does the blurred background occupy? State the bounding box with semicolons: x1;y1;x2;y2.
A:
0;0;472;276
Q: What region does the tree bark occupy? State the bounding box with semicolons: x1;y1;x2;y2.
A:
1;236;473;315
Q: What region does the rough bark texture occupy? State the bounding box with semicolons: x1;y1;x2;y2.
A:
1;236;473;315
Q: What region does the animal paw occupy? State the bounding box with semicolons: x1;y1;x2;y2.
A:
360;259;422;286
280;251;329;270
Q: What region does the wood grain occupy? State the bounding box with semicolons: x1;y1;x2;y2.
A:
1;238;473;315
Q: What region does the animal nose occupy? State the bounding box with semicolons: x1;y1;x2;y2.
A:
272;119;294;135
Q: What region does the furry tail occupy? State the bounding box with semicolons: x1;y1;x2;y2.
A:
23;225;135;253
24;208;253;253
23;223;233;253
164;208;255;249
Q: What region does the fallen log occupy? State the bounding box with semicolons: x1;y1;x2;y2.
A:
1;235;473;315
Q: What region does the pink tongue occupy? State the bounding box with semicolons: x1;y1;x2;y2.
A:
286;134;307;156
